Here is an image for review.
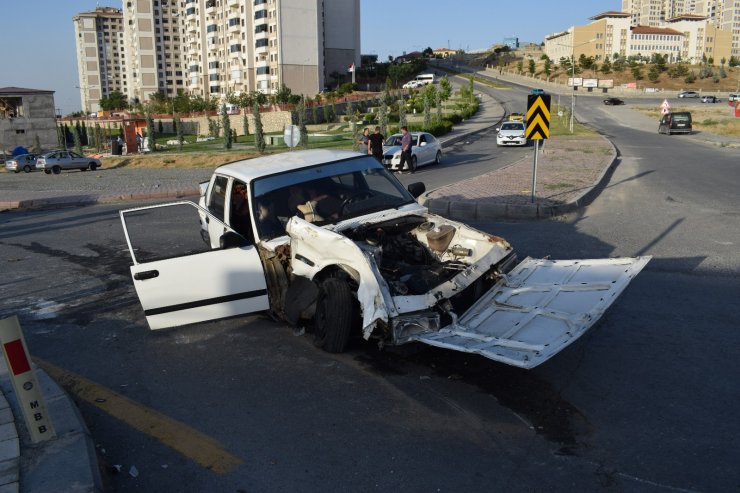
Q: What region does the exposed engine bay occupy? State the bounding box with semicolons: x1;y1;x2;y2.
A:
345;215;480;296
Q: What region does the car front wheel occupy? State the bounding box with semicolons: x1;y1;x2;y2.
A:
89;163;98;171
313;278;353;353
52;166;61;175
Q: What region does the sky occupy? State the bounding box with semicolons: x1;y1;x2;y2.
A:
0;0;616;115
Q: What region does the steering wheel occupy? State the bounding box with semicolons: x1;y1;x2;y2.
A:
340;190;375;215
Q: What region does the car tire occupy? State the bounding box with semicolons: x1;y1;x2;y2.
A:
434;151;442;165
410;155;417;172
313;278;353;353
23;165;32;173
52;166;61;175
89;163;98;171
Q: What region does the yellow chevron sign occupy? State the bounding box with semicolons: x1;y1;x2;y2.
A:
526;94;551;140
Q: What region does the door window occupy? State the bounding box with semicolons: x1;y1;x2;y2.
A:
208;175;228;221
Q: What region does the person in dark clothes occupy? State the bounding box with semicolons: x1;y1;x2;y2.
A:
398;126;414;173
367;126;385;163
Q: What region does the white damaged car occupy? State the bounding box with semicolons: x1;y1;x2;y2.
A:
119;149;650;369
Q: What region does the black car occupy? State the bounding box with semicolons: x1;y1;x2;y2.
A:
603;98;625;105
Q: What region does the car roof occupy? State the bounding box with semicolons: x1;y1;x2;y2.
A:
215;149;366;183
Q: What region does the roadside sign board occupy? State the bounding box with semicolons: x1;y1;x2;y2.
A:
0;316;56;443
661;99;671;115
526;94;551;140
283;124;300;148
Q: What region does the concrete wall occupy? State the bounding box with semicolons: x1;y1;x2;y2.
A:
0;93;58;151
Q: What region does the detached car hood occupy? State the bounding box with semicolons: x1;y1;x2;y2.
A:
413;256;651;369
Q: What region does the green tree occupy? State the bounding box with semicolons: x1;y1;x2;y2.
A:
631;65;643;80
516;60;524;74
298;96;308;149
543;58;552;79
145;109;156;152
175;117;184;151
600;57;612;74
253;101;265;153
398;94;407;128
528;58;536;75
242;111;250;137
56;122;65;148
99;90;128;111
423;93;431;129
221;103;232;150
648;65;661;83
438;76;452;101
72;124;82;154
435;88;442;123
275;84;293;104
379;99;388;136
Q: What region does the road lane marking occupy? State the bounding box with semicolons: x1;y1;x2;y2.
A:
35;358;242;474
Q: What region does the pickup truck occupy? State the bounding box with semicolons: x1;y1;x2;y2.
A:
119;149;649;369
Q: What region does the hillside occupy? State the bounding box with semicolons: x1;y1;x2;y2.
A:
464;51;740;93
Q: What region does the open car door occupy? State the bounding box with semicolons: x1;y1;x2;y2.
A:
120;201;269;330
412;256;650;369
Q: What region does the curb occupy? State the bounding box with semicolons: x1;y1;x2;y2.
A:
0;361;103;493
421;134;619;221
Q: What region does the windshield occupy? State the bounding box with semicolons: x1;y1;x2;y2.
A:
251;156;416;239
385;134;402;146
501;123;524;131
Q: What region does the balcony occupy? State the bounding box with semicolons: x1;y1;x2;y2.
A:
228;0;240;7
228;18;241;32
205;0;217;15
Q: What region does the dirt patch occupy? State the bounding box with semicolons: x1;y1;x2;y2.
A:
101;151;258;169
633;104;740;138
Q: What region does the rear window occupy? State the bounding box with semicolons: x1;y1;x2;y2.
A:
672;113;691;123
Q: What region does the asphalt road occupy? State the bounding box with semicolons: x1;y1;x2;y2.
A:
1;83;739;491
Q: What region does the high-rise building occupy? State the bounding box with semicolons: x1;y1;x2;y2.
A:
73;6;126;113
181;0;360;100
75;0;360;109
122;0;185;105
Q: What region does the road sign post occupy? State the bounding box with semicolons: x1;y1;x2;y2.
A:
525;94;551;203
0;316;56;443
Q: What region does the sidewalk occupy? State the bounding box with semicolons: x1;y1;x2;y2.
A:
0;78;617;492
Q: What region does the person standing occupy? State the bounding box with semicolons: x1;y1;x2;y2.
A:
356;127;370;154
368;126;385;164
399;126;414;173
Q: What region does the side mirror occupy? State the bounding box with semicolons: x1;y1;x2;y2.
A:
495;127;500;132
220;231;249;249
407;182;426;199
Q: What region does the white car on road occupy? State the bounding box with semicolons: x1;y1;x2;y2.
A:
496;121;527;146
382;132;442;171
402;80;422;89
119;149;650;369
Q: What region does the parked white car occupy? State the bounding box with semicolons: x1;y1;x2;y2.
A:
382;132;442;171
402;80;422;89
496;121;528;147
119;149;650;369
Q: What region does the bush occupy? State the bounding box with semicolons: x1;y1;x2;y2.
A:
447;113;463;125
684;72;696;84
424;120;454;136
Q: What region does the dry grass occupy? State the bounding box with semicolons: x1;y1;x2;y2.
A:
101;151;258;169
634;104;740;137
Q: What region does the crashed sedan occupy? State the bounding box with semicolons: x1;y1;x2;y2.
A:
119;149;649;369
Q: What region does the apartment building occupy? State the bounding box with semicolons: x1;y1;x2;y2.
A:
623;0;740;56
545;9;732;65
73;6;126;113
181;0;359;100
122;0;185;105
544;12;632;64
666;14;733;62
